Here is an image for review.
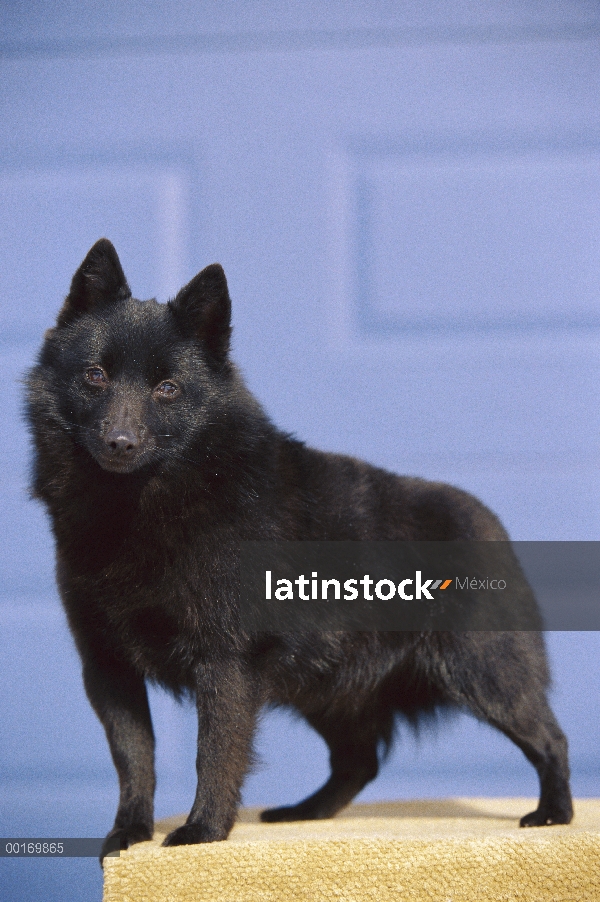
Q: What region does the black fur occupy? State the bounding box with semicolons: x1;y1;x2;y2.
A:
25;239;573;861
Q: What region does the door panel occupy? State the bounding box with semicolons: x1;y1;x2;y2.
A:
0;166;189;342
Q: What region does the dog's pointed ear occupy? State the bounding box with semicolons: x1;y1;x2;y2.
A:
57;239;131;327
169;264;232;367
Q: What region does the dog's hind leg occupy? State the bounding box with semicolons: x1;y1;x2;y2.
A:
495;702;573;827
444;634;573;827
260;710;384;823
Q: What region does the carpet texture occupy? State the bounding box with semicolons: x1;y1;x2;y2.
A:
103;798;600;901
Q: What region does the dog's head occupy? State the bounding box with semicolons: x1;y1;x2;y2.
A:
28;239;237;475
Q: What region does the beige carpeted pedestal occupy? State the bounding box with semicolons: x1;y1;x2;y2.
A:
103;798;600;902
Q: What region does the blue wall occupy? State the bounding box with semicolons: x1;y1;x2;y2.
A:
1;3;600;900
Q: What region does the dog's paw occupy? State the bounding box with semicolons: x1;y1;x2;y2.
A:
261;805;302;823
260;803;325;823
162;823;227;846
520;807;573;827
100;824;153;863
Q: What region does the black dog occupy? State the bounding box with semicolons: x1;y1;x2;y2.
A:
25;239;573;860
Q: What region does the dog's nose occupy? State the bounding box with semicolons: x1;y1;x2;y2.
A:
104;428;139;454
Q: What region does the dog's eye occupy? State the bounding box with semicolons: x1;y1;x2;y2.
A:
154;380;180;400
85;366;109;387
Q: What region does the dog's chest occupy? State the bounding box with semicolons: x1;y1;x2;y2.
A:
61;522;225;682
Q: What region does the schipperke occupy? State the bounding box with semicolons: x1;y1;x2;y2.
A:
25;239;573;861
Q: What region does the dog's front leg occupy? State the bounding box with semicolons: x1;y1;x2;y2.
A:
163;659;259;846
82;658;156;862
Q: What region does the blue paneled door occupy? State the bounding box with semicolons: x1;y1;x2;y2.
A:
1;9;599;895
